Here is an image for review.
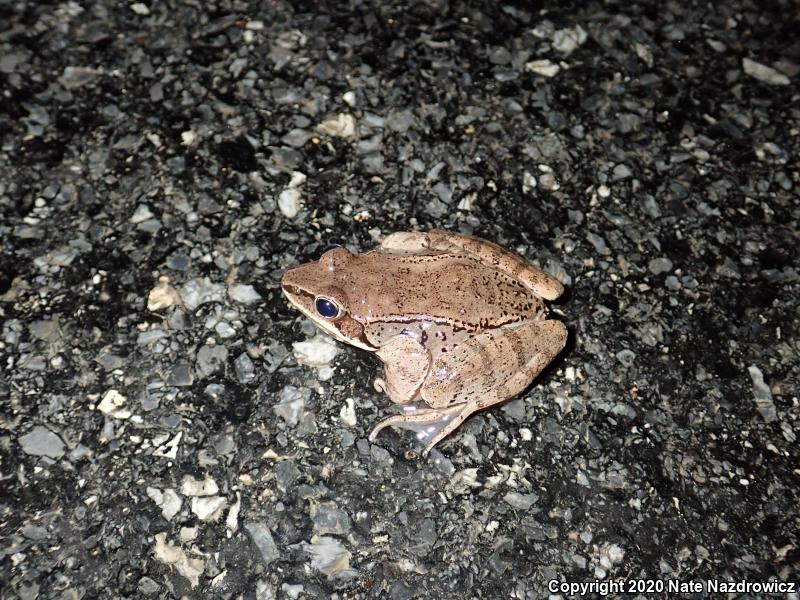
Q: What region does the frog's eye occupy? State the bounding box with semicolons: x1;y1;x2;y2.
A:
314;296;341;319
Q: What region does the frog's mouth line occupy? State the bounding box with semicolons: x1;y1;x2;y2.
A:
282;284;378;352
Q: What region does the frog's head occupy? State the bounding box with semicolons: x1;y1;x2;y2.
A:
281;247;376;351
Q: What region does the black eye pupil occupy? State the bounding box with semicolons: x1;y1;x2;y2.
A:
315;298;339;318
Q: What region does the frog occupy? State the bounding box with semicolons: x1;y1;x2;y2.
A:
281;229;568;456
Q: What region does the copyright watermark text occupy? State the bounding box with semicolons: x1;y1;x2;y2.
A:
547;578;796;596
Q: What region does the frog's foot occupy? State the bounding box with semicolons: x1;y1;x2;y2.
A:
368;404;465;456
374;378;386;393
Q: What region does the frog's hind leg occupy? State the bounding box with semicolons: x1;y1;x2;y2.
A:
370;320;567;456
417;319;568;455
368;404;465;455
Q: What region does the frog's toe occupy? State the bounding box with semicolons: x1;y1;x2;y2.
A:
368;404;465;454
368;416;399;442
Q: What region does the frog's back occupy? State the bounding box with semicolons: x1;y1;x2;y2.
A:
351;251;547;331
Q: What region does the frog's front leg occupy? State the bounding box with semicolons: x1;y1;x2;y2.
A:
371;319;568;455
374;334;431;404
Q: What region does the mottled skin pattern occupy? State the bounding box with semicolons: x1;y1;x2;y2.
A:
281;230;568;455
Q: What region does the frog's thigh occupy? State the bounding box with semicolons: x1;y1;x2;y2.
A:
375;335;431;404
405;320;566;454
422;319;568;410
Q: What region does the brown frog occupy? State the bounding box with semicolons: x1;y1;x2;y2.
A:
281;230;567;455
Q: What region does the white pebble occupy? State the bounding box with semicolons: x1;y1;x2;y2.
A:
317;113;357;138
130;3;150;15
191;496;227;521
181;475;219;497
181;130;197;146
292;334;339;368
342;91;357;107
228;284;262;304
130;204;153;224
278;188;301;218
743;58;790;86
339;398;357;427
147;487;182;520
525;59;561;77
147;279;181;311
97;389;131;419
